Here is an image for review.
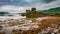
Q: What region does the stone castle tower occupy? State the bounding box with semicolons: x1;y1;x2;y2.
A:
31;8;36;12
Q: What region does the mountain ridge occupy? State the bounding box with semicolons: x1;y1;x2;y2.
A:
38;7;60;14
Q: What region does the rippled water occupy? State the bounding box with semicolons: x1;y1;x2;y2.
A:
0;14;26;19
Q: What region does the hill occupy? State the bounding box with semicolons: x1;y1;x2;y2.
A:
39;7;60;14
0;12;9;16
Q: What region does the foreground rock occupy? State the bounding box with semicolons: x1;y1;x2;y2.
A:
0;17;60;34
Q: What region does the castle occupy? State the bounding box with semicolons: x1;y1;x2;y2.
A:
26;8;37;13
26;8;38;18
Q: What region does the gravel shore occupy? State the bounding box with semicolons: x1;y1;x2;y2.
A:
0;17;60;34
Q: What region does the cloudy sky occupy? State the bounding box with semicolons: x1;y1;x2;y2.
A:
0;0;60;13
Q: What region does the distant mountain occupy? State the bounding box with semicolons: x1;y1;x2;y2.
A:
0;12;9;16
49;7;60;10
38;7;60;14
0;12;9;14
